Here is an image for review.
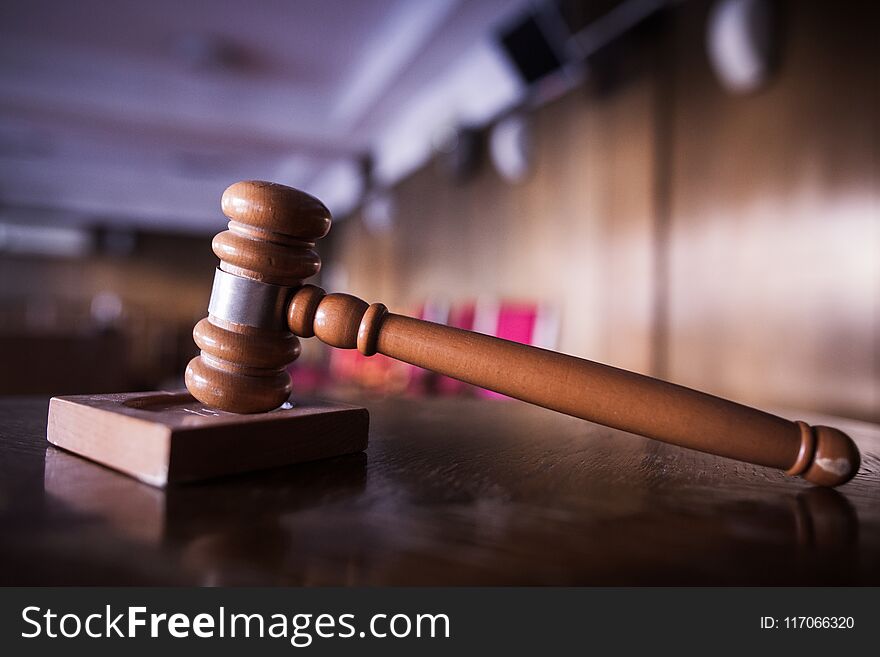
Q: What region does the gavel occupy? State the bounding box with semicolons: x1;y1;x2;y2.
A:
185;181;861;488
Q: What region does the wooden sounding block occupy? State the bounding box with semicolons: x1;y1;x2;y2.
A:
46;391;368;487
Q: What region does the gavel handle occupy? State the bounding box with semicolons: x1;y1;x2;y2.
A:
288;287;860;487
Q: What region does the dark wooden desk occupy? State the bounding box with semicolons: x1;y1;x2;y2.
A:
1;395;878;585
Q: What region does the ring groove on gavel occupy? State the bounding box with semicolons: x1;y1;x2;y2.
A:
186;181;861;487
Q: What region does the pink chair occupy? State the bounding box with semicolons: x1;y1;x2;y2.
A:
324;299;452;396
435;302;476;396
476;300;559;399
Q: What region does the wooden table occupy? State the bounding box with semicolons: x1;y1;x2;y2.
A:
1;395;878;585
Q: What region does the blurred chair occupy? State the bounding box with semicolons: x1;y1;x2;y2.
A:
301;297;558;399
474;299;559;399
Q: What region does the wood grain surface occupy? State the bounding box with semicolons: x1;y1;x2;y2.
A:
1;395;878;585
46;392;368;486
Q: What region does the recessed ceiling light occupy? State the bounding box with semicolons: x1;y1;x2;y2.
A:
706;0;777;94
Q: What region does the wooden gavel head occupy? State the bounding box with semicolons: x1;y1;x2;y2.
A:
185;181;331;413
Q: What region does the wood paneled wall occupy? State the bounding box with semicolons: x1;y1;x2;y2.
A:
665;0;879;421
331;76;657;376
0;233;217;392
329;0;879;421
0;233;216;327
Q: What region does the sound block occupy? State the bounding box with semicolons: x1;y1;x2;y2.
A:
46;391;369;487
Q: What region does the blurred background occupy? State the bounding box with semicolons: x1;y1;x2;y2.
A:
0;0;876;421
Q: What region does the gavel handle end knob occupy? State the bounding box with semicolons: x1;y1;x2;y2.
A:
788;422;861;487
